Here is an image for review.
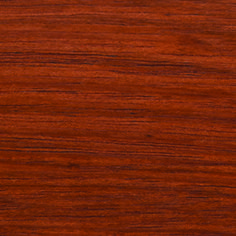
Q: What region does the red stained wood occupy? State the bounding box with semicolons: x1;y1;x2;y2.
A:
0;0;235;235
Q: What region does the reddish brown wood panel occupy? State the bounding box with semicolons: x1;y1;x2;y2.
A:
0;0;235;235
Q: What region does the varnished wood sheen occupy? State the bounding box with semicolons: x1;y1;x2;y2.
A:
0;0;235;235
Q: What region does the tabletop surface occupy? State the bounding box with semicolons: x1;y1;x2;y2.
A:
0;0;235;235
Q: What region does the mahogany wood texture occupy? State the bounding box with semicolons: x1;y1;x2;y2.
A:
0;0;235;235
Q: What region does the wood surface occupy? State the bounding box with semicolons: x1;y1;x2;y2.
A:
0;0;235;235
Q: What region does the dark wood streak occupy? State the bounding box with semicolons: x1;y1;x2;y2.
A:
0;0;236;235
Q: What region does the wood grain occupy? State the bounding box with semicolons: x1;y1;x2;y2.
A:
0;0;235;235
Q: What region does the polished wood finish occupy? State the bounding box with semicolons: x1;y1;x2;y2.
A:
0;0;235;235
